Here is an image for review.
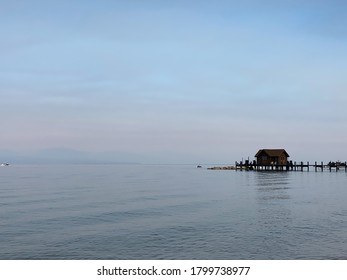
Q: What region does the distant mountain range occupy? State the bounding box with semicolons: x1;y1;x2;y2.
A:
0;149;141;164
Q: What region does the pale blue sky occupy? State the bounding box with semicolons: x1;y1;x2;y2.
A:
1;0;347;163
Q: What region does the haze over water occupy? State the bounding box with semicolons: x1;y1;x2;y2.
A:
1;164;346;259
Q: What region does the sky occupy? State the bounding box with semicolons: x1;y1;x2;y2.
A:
1;0;347;164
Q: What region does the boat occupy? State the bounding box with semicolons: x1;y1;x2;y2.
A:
0;163;10;166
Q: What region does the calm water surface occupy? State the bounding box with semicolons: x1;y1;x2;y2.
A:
1;164;347;259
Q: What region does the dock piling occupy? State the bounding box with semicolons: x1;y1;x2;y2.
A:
229;159;346;173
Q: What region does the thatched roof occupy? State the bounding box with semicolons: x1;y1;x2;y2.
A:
255;149;290;158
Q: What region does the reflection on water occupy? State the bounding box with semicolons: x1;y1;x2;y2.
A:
255;171;291;187
253;172;294;259
256;172;291;200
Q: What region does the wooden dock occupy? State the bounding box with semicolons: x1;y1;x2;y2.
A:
234;161;347;172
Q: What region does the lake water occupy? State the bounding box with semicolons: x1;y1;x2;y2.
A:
1;164;347;260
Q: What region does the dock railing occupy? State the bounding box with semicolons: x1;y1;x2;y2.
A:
234;161;347;172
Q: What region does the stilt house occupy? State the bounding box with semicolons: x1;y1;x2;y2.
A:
255;149;289;165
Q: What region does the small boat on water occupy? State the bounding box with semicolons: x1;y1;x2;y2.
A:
1;163;10;166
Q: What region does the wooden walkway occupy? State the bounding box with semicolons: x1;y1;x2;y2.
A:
235;161;347;172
